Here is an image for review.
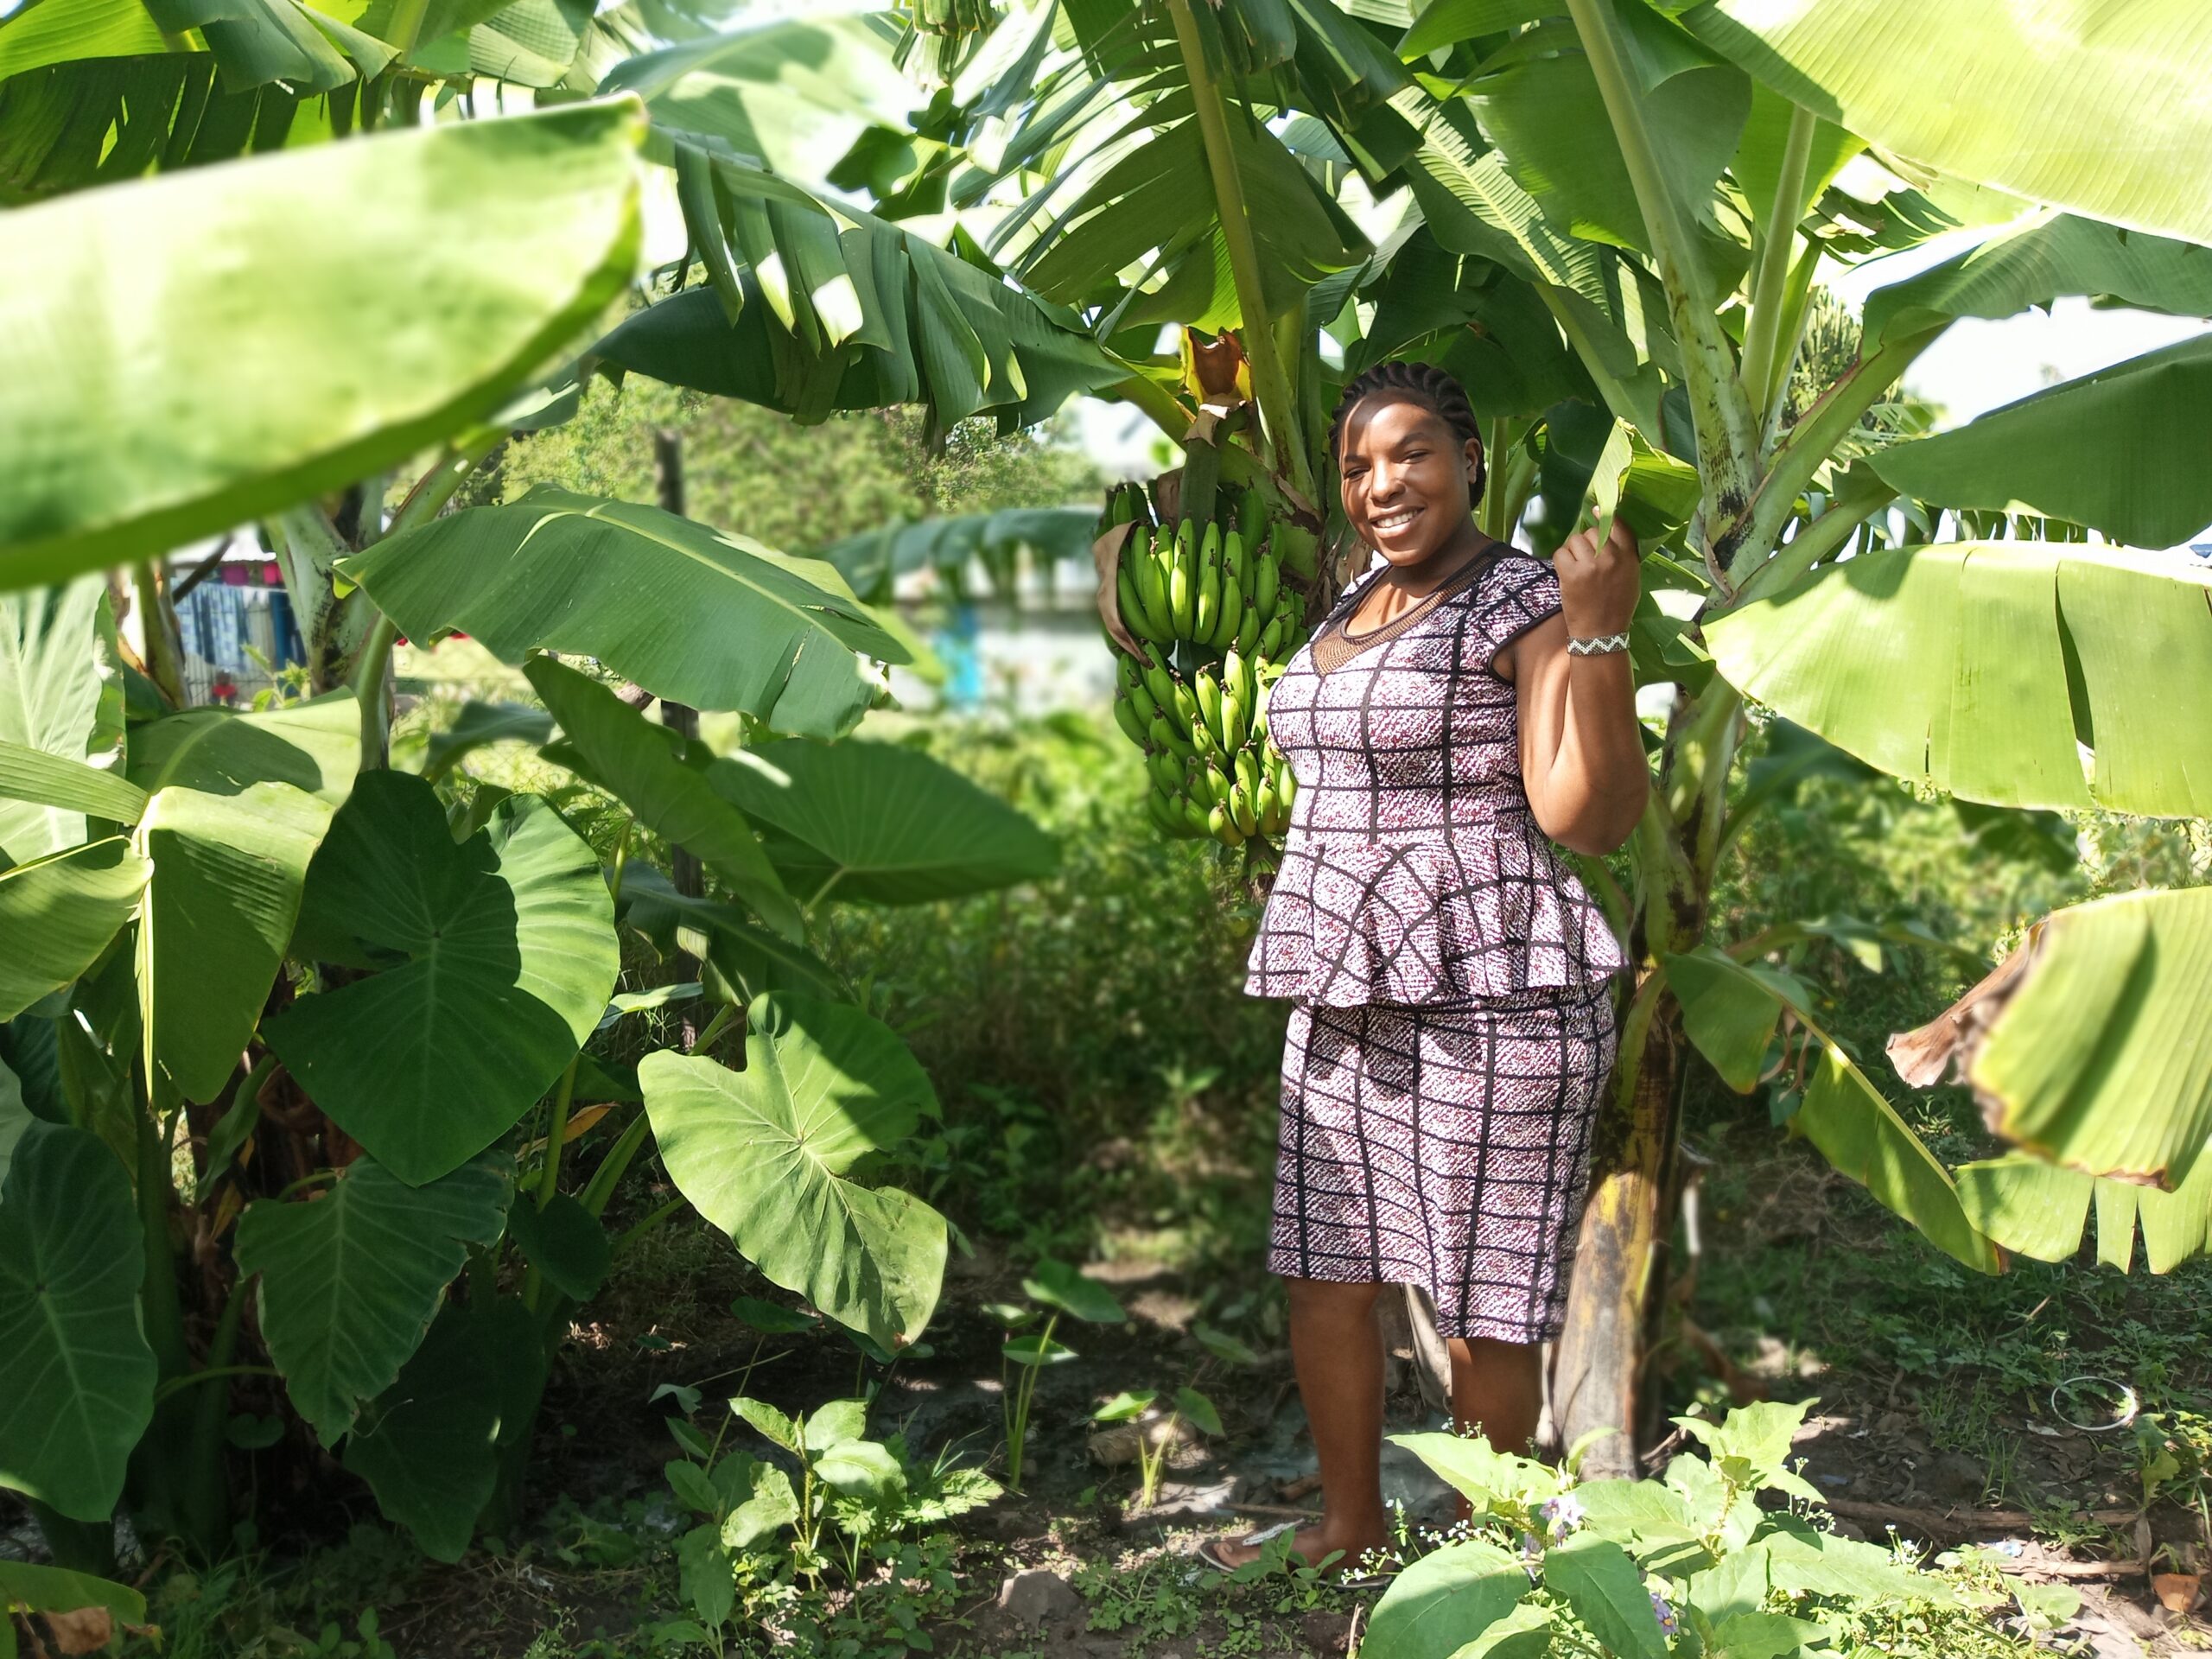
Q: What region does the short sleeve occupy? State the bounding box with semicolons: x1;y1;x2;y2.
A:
1468;553;1560;671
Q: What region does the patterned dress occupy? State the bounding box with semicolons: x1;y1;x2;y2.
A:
1245;548;1628;1343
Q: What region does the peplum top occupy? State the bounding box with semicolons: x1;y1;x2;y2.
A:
1245;548;1629;1007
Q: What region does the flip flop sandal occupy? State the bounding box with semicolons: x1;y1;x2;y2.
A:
1194;1520;1297;1574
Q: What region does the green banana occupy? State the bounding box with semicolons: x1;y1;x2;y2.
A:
1235;747;1262;805
1190;713;1216;757
1176;522;1194;641
1256;616;1286;661
1142;657;1176;717
1194;551;1220;643
1224;527;1248;593
1182;795;1211;837
1147;747;1184;794
1253;549;1281;621
1215;565;1244;650
1255;779;1280;830
1168;673;1200;734
1194;668;1227;750
1148;714;1192;760
1229;781;1258;838
1221;658;1249;751
1116;563;1158;645
1147;787;1182;836
1113;692;1147;747
1236;486;1266;544
1235;607;1262;656
1129;527;1171;639
1127;672;1160;728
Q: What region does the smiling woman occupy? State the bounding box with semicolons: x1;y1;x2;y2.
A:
1204;360;1649;1580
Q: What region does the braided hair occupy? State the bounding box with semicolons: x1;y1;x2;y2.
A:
1327;360;1486;505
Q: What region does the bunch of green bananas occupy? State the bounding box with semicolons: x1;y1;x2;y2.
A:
1101;482;1310;848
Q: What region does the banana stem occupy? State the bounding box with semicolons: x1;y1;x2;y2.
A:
1561;0;1758;547
1163;0;1313;496
1739;103;1816;418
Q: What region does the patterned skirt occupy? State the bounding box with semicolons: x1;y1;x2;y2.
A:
1266;984;1619;1344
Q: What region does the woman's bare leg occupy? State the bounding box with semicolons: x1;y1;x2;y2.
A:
1211;1278;1393;1571
1443;1336;1544;1523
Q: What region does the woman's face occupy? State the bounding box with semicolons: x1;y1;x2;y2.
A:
1337;397;1483;569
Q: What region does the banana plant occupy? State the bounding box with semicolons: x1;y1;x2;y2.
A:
590;0;2212;1470
5;0;2211;1527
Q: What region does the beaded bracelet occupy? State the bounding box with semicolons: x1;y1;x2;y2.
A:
1566;631;1630;657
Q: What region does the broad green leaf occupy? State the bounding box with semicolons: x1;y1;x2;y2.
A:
802;1397;866;1452
618;866;847;1002
1363;1537;1530;1659
1393;1431;1565;1511
234;1154;512;1444
1542;1534;1669;1659
0;837;148;1021
0;741;145;825
1021;1258;1124;1325
721;1458;799;1547
1665;948;1807;1093
505;1191;613;1302
264;772;619;1185
1762;1520;1954;1605
1684;0;2212;246
1173;1386;1222;1437
816;1437;903;1499
526;656;800;938
1864;213;2212;350
1867;335;2212;549
1731;79;1859;238
1710;1611;1824;1659
0;100;643;588
0;1559;145;1624
1398;93;1608;307
1795;1037;1998;1272
1967;887;2212;1190
1685;1541;1770;1626
640;992;946;1347
1443;1601;1555;1659
1662;946;1996;1271
1473;37;1750;257
1398;0;1555;57
1705;543;2212;817
1093;1389;1157;1421
342;1295;541;1561
136;783;329;1102
0;1056;29;1186
732;1395;801;1453
0;579;124;863
125;689;360;805
420;701;554;785
707;738;1058;905
341;490;906;740
0;0;180;80
599;12;914;183
1956;1151;2212;1274
1569;1478;1701;1552
0;1122;156;1522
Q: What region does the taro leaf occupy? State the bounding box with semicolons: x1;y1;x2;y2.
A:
1173;1387;1222;1437
1360;1537;1529;1659
1020;1258;1124;1325
0;837;149;1022
421;701;553;785
234;1154;512;1445
264;772;618;1185
617;865;846;1003
1;102;643;588
506;1191;613;1302
730;1295;816;1334
705;739;1058;906
526;656;800;938
124;689;359;806
136;782;329;1103
0;578;125;864
342;1295;542;1562
1542;1534;1669;1659
640;992;946;1347
0;1056;29;1185
0;1558;145;1624
0;1122;156;1522
338;490;907;740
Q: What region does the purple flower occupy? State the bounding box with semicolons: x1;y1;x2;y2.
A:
1649;1586;1678;1637
1540;1494;1584;1543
